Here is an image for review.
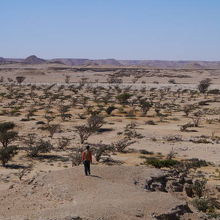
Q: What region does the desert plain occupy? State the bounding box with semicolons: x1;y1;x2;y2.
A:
0;57;220;220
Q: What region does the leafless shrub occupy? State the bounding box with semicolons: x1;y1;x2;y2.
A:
75;125;91;144
57;137;71;150
164;135;182;142
58;104;71;121
112;137;135;152
166;148;177;160
87;115;105;132
44;111;55;126
65;75;71;84
92;142;113;162
70;149;82;166
183;104;194;117
48;124;60;138
25;105;37;120
180;122;195;132
124;122;143;139
18;164;33;181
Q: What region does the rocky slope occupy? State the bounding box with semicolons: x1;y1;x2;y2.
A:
0;166;203;220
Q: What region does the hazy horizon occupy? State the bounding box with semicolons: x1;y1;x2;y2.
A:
2;55;220;62
1;0;220;61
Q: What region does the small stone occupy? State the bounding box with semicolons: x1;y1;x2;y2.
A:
216;185;220;192
9;184;14;189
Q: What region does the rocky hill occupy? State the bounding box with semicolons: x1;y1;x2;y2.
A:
23;55;46;64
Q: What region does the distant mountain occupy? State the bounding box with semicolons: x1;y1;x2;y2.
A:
1;55;220;69
51;58;90;66
0;57;6;64
23;55;46;64
119;60;220;69
51;58;122;66
92;59;122;66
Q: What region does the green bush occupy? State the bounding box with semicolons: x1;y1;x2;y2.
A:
0;122;17;148
27;140;53;157
105;106;117;115
192;179;207;198
192;198;214;213
145;158;180;168
183;158;210;169
0;145;18;166
116;93;132;104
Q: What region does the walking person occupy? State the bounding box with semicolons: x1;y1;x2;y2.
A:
82;145;92;176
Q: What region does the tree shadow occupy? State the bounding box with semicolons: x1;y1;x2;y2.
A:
97;128;114;133
185;129;198;132
34;154;69;162
102;157;124;166
89;174;102;179
5;164;28;169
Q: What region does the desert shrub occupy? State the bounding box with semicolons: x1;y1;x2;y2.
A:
180;122;194;132
0;122;18;148
182;158;210;169
27;140;53;157
58;104;71;121
57;137;70;150
44;112;55;126
192;198;214;213
75;115;104;144
164;135;182;142
145;158;180;168
105;106;117;115
166;148;177;160
139;99;152;115
25;106;37;120
112;137;135;152
92;143;113;162
191;137;212;144
65;75;70;84
208;89;220;95
87;115;105;132
207;213;220;219
16;76;26;84
116;93;132;105
71;150;82;166
198;78;211;93
0;145;18;166
75;125;91;144
192;179;207;198
124;122;143;139
47;124;60;138
183;104;194;116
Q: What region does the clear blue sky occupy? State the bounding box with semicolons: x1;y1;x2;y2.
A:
0;0;220;60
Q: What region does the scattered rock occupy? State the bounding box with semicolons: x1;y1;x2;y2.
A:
154;203;192;220
184;184;194;198
145;175;168;192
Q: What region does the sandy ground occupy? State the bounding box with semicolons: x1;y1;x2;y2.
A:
0;63;220;86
